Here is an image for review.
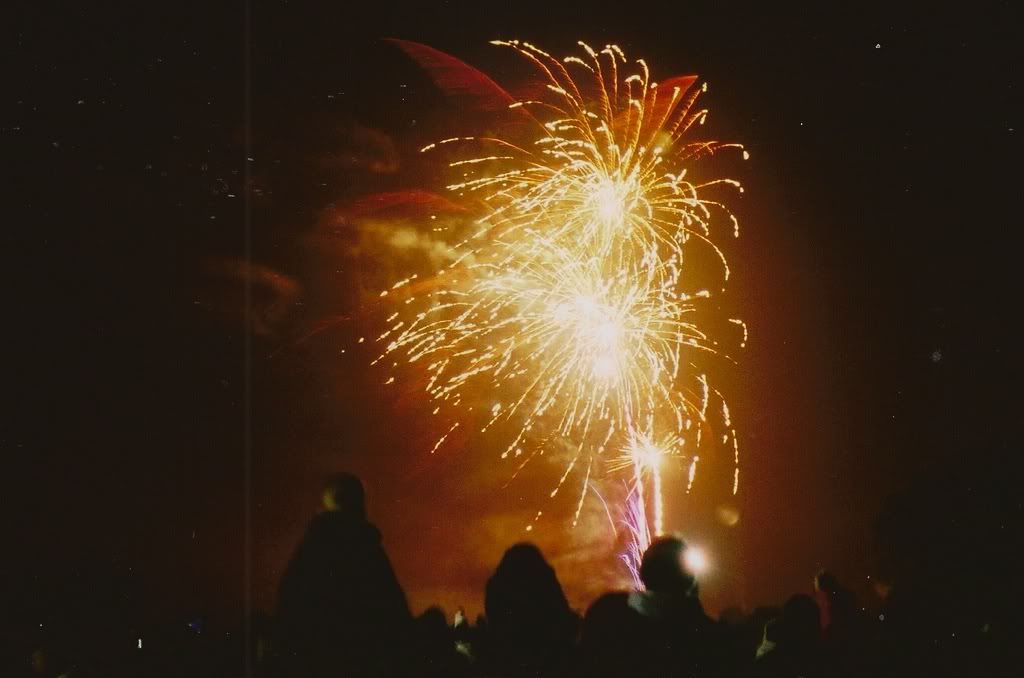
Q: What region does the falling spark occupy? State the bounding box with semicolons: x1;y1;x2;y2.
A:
430;422;460;454
729;317;748;348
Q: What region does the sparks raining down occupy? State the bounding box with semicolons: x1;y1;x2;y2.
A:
374;40;747;580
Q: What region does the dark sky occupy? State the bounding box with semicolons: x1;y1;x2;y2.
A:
3;1;1020;624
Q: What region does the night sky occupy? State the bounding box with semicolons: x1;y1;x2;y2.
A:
4;1;1020;626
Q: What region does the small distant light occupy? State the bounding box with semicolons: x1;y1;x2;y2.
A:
879;614;885;621
931;349;942;363
137;638;143;650
875;43;881;49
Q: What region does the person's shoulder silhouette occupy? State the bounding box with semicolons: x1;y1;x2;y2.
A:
577;591;646;677
755;594;823;678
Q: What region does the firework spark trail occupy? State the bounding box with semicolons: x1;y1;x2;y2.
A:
375;41;746;578
620;483;652;588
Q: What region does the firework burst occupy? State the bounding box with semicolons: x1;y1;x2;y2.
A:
374;40;746;578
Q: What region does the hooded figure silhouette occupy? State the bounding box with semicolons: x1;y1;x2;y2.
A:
274;473;411;677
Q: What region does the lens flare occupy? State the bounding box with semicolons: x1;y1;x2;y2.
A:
374;40;746;580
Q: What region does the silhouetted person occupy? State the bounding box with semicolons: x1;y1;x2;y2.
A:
813;570;866;675
577;590;646;678
630;536;719;676
813;571;857;640
579;537;719;677
410;606;471;678
754;594;822;678
482;543;578;677
274;473;410;677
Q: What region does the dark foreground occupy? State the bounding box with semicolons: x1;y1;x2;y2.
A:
6;458;1021;678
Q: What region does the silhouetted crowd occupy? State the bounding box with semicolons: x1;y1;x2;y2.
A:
7;471;1019;677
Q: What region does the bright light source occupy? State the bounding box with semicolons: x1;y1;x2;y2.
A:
684;546;708;574
632;440;665;471
594;179;627;227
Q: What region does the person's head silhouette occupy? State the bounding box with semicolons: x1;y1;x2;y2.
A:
640;536;697;595
322;472;366;519
494;543;553;580
814;570;840;594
